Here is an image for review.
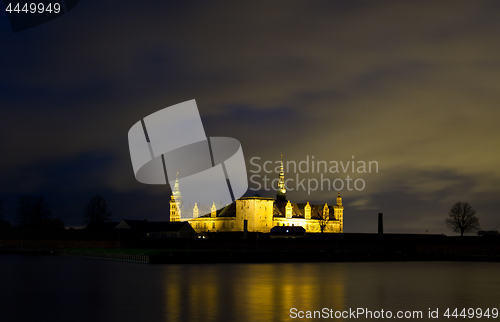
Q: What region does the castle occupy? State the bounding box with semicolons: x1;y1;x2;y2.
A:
170;156;344;234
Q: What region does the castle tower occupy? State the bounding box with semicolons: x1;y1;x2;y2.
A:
285;200;293;219
304;202;311;220
235;197;274;233
333;193;344;233
276;153;287;201
211;202;217;218
170;195;181;222
169;172;182;222
193;203;199;219
323;203;329;220
172;172;182;205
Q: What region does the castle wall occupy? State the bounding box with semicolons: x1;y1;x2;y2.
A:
273;218;341;233
188;217;237;233
185;196;344;234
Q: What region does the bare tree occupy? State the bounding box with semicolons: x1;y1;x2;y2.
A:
83;195;112;224
15;194;34;227
445;202;480;236
31;196;51;225
14;195;51;227
318;204;331;233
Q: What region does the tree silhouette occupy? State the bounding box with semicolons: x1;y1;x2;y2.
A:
83;195;112;224
445;202;480;236
15;194;34;227
318;204;330;233
31;196;51;224
15;195;51;227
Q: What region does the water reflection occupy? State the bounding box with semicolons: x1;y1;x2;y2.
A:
1;256;499;322
161;262;500;322
162;263;346;322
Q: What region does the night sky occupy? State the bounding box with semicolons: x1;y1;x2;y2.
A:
1;1;499;234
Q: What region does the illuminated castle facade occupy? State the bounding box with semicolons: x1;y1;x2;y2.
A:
170;157;344;234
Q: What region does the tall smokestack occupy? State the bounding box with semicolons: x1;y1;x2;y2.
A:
378;213;383;234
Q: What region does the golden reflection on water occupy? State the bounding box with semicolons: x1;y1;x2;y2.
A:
161;262;500;322
162;263;346;322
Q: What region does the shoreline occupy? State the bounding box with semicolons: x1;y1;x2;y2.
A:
2;247;499;265
2;232;500;264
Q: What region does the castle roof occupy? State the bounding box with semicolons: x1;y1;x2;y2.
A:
238;196;274;201
196;202;237;218
191;199;339;220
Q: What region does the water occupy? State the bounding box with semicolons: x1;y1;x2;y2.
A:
1;255;499;322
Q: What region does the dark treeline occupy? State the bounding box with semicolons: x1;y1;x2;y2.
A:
0;194;113;231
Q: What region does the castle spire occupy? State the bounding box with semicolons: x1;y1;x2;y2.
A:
170;172;182;221
173;172;181;197
276;153;287;201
